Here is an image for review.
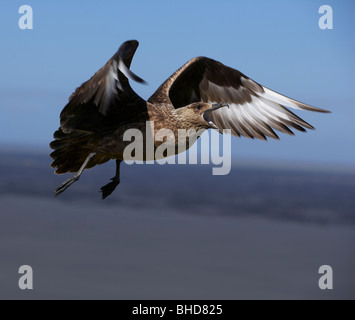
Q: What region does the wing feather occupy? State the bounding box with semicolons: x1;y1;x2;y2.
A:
60;40;147;134
149;56;329;140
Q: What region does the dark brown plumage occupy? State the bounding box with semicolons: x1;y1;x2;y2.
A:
50;40;329;199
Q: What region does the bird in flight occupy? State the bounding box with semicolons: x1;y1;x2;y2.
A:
50;40;329;199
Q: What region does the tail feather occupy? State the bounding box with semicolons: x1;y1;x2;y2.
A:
50;128;108;174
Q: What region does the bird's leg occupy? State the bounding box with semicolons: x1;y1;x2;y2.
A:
100;160;121;199
54;152;96;197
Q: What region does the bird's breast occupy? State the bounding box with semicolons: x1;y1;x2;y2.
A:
100;122;206;161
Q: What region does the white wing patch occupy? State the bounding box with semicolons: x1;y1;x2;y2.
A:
98;62;120;115
258;87;300;110
207;92;313;140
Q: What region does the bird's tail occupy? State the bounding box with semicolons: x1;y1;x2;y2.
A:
50;128;107;174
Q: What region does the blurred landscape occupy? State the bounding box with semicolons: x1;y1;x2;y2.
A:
0;150;354;299
1;150;354;225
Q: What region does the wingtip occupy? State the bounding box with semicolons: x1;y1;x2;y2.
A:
127;39;139;45
118;39;139;50
138;78;148;86
305;105;331;113
295;101;331;114
114;40;140;69
261;87;332;114
319;108;332;113
117;57;147;85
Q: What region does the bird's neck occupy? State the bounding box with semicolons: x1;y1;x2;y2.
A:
170;107;197;131
147;103;206;135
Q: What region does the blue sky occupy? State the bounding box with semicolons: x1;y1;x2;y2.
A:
0;0;354;165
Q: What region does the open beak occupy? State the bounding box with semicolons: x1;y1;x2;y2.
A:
202;103;229;129
211;102;229;111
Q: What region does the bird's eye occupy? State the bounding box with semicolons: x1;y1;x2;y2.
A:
196;105;202;110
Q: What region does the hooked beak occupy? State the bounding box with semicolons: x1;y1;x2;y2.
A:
202;103;229;129
211;102;229;111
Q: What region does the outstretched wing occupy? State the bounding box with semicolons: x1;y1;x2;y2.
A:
60;40;147;134
149;57;329;140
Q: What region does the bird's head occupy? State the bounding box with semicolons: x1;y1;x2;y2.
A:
174;102;229;130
